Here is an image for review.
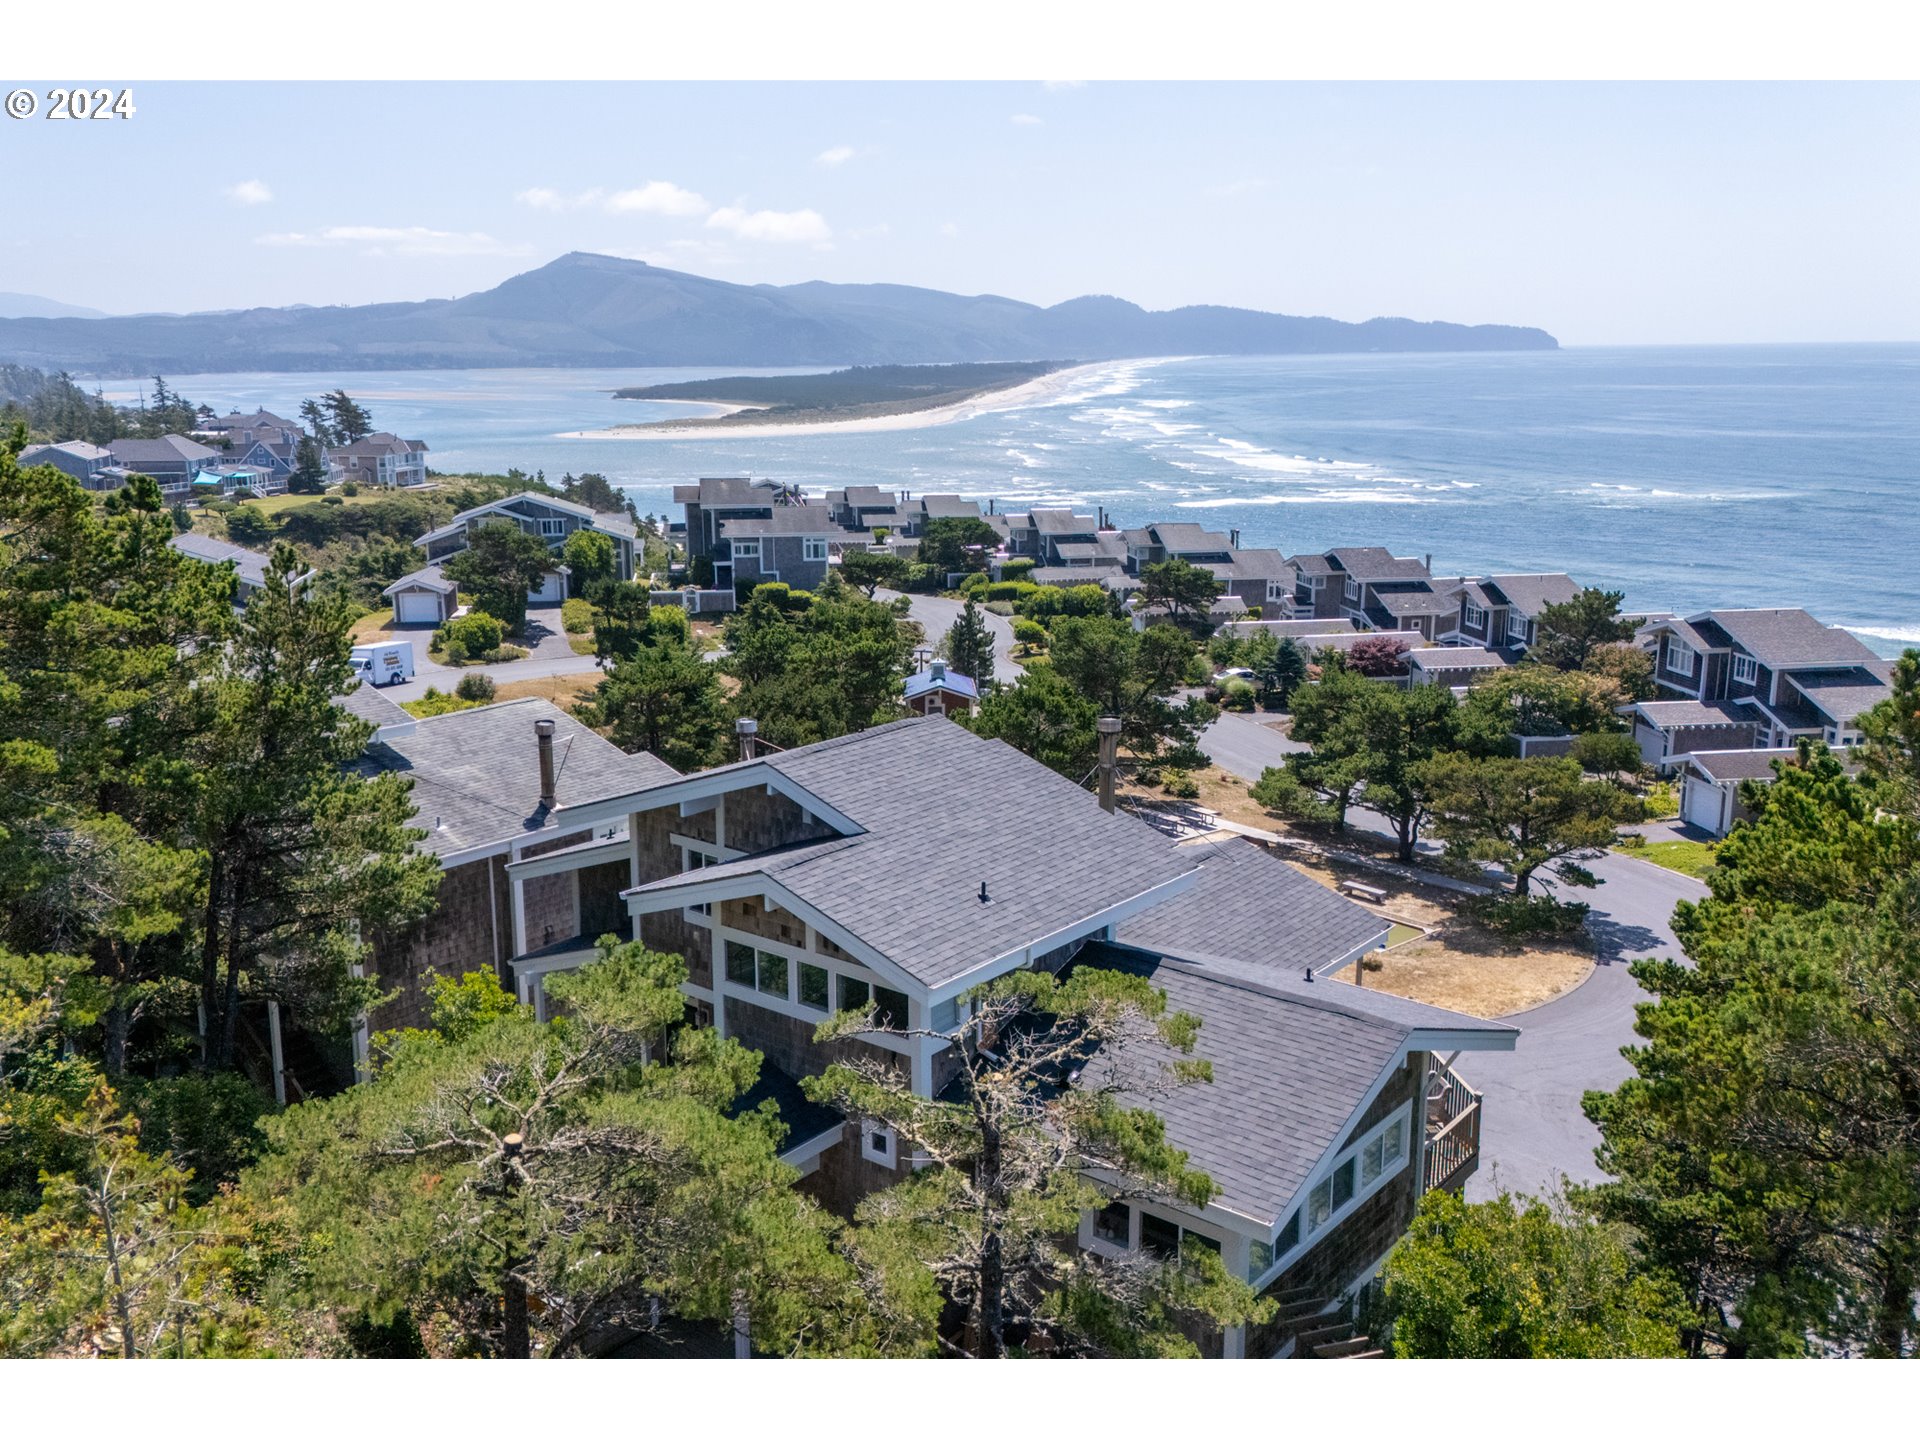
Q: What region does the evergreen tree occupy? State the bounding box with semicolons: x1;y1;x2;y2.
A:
915;517;999;575
576;634;728;771
964;667;1101;779
1531;587;1638;671
1419;752;1643;896
839;549;908;598
187;546;441;1071
288;435;327;494
319;391;374;445
941;596;996;688
722;577;918;748
297;399;335;448
1137;556;1225;629
559;527;616;597
805;964;1270;1357
441;521;555;635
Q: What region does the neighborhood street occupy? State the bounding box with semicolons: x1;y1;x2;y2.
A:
374;603;605;703
1196;710;1707;1200
883;589;1026;683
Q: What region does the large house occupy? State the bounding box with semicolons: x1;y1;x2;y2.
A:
415;492;638;606
327;432;429;488
104;435;219;500
169;530;314;606
18;440;120;490
1289;547;1456;639
1640;608;1892;750
1007;507;1104;566
1440;573;1581;652
362;713;1514;1357
716;508;838;592
673;476;796;570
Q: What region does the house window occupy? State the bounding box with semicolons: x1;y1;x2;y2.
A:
1666;639;1697;677
797;961;830;1011
1507;612;1531;644
803;537;828;563
731;540;760;560
1093;1201;1131;1248
1139;1212;1181;1259
1732;654;1758;684
1275;1209;1301;1257
872;985;909;1029
1308;1156;1357;1232
861;1118;895;1167
838;975;870;1014
1247;1238;1273;1281
1463;601;1487;630
725;941;756;989
680;845;714;917
539;518;565;538
755;949;788;999
1343;577;1361;603
1361;1116;1406;1186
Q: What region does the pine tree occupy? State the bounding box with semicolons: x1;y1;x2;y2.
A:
941;596;995;688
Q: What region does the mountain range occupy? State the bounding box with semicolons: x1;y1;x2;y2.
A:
0;252;1557;376
0;291;108;321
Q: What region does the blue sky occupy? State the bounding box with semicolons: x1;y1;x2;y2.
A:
5;81;1916;344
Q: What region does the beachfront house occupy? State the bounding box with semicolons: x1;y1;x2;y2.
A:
674;476;802;572
416;492;638;603
1621;699;1766;774
1640;608;1892;749
326;432;429;488
441;715;1514;1357
717;508;837;592
1008;507;1103;566
824;485;911;535
1406;645;1512;690
1440;573;1581;651
18;440;120;490
1288;547;1454;639
105;435;219;501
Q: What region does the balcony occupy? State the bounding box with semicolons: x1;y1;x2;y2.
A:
1422;1054;1482;1195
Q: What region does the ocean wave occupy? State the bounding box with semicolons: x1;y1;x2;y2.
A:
1174;491;1443;508
1003;448;1043;469
1839;622;1920;644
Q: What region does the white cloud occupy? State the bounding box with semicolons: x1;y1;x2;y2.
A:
605;181;711;217
1010;113;1043;126
255;226;529;258
706;206;832;245
226;180;273;206
815;145;856;167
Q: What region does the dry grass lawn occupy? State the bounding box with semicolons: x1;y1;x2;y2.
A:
493;672;602;709
350;611;412;644
1285;854;1593;1019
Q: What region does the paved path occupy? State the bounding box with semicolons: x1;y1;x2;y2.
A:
881;590;1025;684
1198;713;1707;1198
376;603;606;702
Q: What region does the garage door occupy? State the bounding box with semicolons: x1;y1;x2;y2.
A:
395;590;442;625
529;570;566;603
1680;777;1724;835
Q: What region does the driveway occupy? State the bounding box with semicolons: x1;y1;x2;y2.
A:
376;603;606;702
881;590;1025;684
1199;713;1706;1199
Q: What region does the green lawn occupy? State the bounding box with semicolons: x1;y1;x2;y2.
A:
238;489;394;518
1631;838;1720;879
1384;922;1425;948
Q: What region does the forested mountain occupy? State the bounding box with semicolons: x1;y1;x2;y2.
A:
0;252;1557;375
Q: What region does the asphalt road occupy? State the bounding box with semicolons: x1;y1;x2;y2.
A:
882;590;1026;684
372;604;606;703
1197;708;1707;1199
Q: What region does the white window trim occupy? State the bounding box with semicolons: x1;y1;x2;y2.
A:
802;537;828;563
1506;612;1531;644
860;1117;897;1168
1079;1201;1226;1265
1666;639;1697;677
539;518;566;538
710;924;915;1056
731;539;760;559
1462;600;1487;630
1248;1101;1413;1291
1343;577;1361;603
671;834;736;924
1732;654;1759;684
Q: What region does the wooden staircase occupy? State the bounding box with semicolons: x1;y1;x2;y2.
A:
1266;1287;1385;1359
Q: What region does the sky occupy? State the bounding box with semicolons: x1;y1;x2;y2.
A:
4;80;1917;345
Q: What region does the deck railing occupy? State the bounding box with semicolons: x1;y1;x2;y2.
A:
1422;1055;1482;1194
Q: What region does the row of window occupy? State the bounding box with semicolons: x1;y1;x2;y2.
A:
730;539;831;563
722;940;908;1026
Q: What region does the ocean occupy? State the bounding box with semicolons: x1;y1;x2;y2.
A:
119;345;1920;656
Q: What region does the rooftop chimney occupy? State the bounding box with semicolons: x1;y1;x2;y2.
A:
931;660;946;683
1096;715;1123;813
535;719;557;810
736;716;759;763
1231;528;1241;548
1424;553;1433;572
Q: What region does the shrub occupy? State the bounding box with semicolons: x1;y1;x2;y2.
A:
1000;557;1035;583
1135;765;1164;788
984;601;1016;617
1012;618;1048;648
321;495;345;507
1160;769;1201;799
561;597;594;634
479;644;530;664
1221;678;1257;712
1616;832;1647;850
404;686;482;718
958;571;990;596
437;610;506;657
340;480;360;496
898;562;943;594
1641;780;1678;819
1464;893;1591;938
441;640;468;664
1570;731;1645;776
986;580;1039;604
454;672;498;703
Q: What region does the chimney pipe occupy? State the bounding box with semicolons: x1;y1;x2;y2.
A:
1096;715;1123;813
535;719;557;810
1231;528;1241;549
1424;553;1432;571
736;716;759;763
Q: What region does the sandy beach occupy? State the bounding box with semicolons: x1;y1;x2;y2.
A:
558;360;1134;441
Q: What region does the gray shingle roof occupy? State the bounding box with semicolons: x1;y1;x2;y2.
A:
1113;838;1389;973
1216;618;1357;640
1485;573;1580;616
168;531;277;588
1370;586;1456;617
358;698;677;859
1628;699;1758;729
1702;609;1882;669
382;563;454;597
1787;668;1893;725
1077;945;1512;1226
625;718;1196;989
110;435;216;467
333;678;415;734
1407;646;1511;672
1687;748;1802;783
1328;547;1429;581
1146;522;1234;552
1031;508;1099;535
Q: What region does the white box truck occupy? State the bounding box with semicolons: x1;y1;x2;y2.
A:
350;640;416;688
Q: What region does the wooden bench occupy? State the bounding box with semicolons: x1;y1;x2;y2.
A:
1339;880;1387;903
